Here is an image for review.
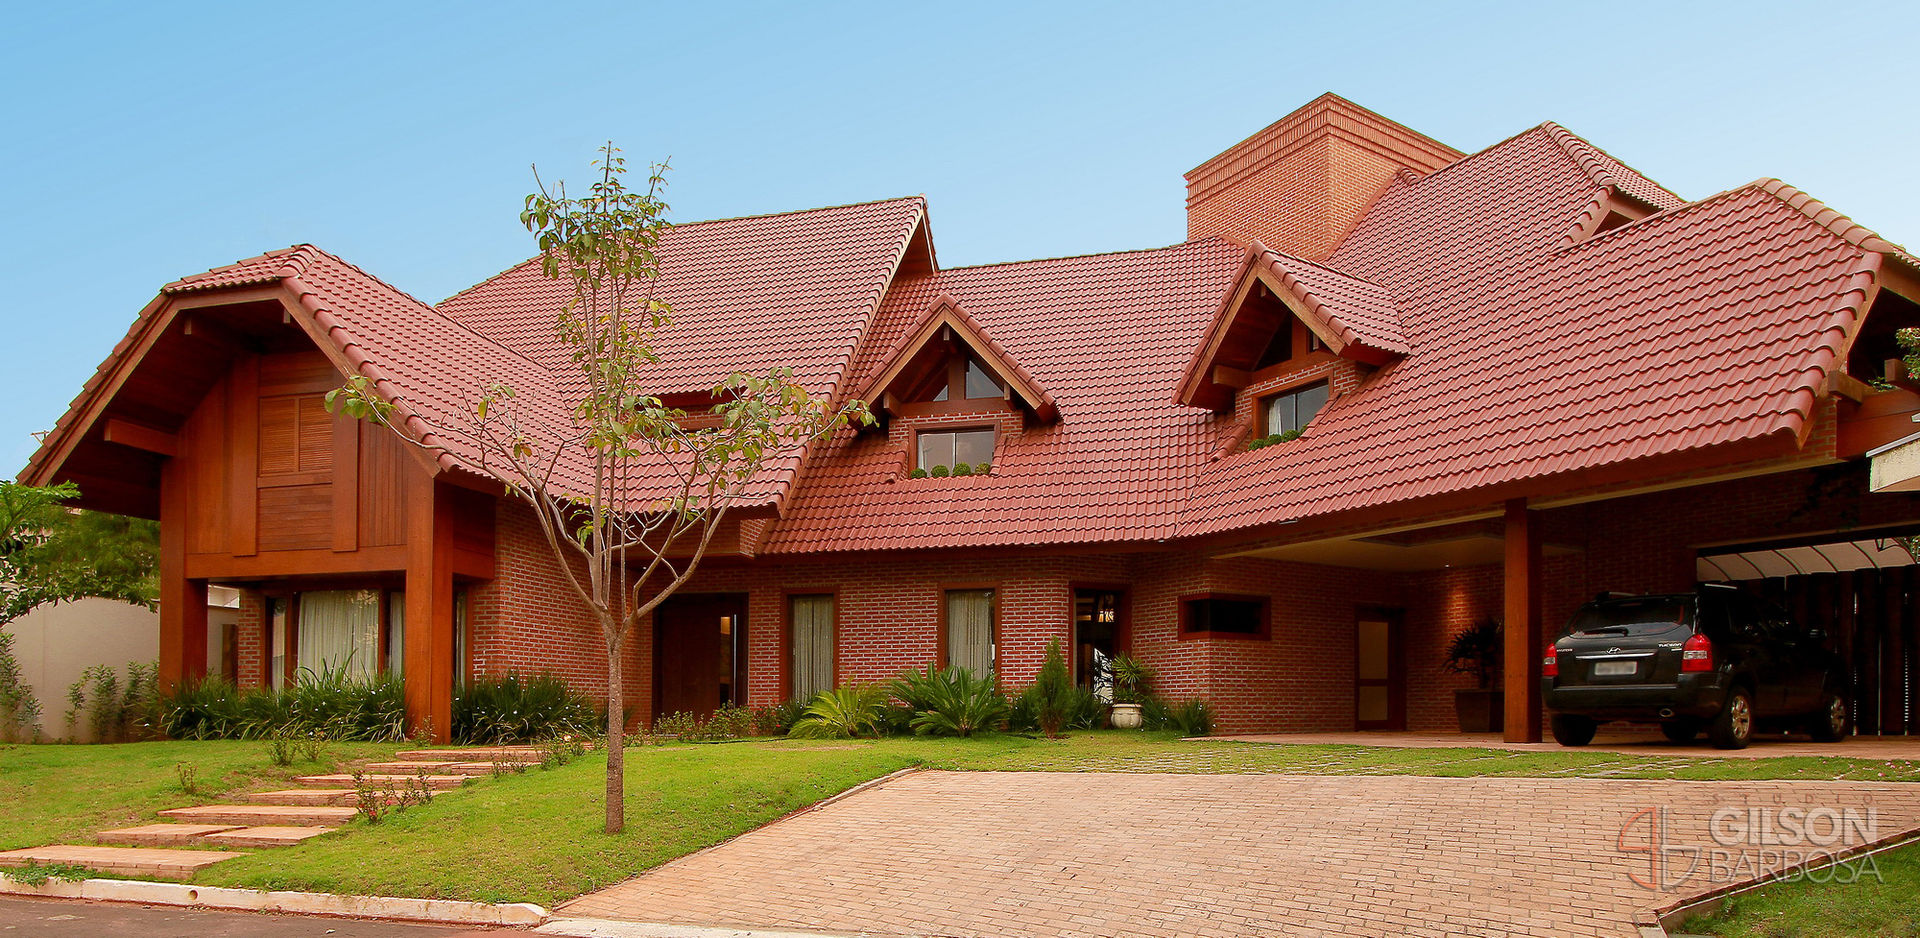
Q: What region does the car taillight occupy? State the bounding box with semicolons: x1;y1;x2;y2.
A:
1681;633;1713;673
1542;642;1559;678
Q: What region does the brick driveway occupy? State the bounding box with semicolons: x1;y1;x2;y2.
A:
560;771;1920;937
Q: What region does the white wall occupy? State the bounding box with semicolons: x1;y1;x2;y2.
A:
4;597;159;741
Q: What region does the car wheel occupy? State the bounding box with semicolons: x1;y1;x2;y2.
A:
1708;687;1754;750
1808;689;1849;743
1550;714;1597;747
1661;720;1699;744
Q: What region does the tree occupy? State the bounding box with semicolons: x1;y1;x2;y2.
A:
1030;638;1072;738
0;481;159;626
330;145;869;833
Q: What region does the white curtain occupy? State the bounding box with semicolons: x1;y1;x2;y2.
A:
386;592;405;681
789;595;834;701
297;590;381;681
947;589;995;677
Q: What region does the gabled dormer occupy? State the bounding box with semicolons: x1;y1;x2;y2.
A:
1177;243;1408;414
859;295;1057;424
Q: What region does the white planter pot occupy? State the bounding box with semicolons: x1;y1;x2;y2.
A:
1110;703;1144;729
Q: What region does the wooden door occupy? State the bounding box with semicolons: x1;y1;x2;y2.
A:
1355;607;1405;730
653;593;747;720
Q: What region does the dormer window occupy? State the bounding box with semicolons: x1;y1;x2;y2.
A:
1252;380;1328;448
914;427;995;477
924;358;1005;403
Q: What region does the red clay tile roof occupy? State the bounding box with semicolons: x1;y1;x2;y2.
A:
857;294;1059;421
763;239;1247;552
28;120;1915;553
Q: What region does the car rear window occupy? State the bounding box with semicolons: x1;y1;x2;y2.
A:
1563;598;1691;637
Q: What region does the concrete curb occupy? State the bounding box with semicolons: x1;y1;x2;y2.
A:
0;873;549;926
537;918;894;938
1634;826;1920;937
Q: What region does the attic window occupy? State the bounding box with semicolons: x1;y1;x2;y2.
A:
1261;380;1329;437
925;358;1005;403
914;428;995;477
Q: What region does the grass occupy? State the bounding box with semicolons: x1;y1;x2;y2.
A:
1676;840;1920;937
0;739;403;851
8;733;1920;907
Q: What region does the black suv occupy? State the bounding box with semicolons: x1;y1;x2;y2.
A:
1542;585;1849;749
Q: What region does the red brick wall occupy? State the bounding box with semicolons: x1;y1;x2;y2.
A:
236;589;266;689
1185;97;1460;260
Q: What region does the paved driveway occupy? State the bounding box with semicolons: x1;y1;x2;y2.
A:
561;771;1920;938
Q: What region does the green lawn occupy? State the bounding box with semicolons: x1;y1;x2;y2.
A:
0;739;404;851
8;733;1920;908
1676;841;1920;937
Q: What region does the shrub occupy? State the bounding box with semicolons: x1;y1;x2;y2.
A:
975;462;992;475
928;464;950;478
751;700;806;737
452;672;598;744
65;661;159;743
650;710;703;738
0;631;40;742
1029;639;1072;737
909;468;928;479
1245;428;1305;451
161;670;409;742
704;703;756;740
647;704;757;741
789;684;890;739
952;462;973;477
1141;696;1214;736
892;664;1008;737
1064;686;1107;729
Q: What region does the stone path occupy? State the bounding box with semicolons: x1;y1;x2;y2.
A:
0;747;541;880
562;770;1920;938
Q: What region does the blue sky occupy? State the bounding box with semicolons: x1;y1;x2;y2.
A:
4;1;1918;476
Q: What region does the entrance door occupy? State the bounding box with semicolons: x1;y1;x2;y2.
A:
1355;607;1405;730
654;593;747;720
1072;589;1124;698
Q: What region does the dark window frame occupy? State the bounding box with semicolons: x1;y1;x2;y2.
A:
1258;379;1330;438
1177;592;1272;642
913;426;997;472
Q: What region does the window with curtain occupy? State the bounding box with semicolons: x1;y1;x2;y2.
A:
385;591;405;680
945;589;995;676
296;590;382;680
788;594;834;702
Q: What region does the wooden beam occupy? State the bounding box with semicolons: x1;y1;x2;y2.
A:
1211;365;1251;390
157;461;208;693
404;469;455;743
181;315;259;356
1827;371;1873;404
332;414;360;552
184;546;408;579
227;355;258;556
1503;499;1543;743
103;418;178;457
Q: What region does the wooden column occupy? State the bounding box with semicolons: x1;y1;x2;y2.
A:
157;462;209;690
403;468;456;743
1503;498;1543;742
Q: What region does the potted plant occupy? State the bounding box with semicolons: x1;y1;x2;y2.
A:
1443;617;1504;733
1108;655;1152;729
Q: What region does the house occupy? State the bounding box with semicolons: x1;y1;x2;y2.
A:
21;94;1920;742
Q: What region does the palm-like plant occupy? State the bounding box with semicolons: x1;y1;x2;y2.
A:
893;665;1009;737
789;684;890;739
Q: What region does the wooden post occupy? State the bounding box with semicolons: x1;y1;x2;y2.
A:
403;468;456;743
1503;498;1543;742
157;462;209;691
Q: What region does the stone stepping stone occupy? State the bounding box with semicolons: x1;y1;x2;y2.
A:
200;826;336;848
94;823;241;847
241;788;363;807
0;844;244;879
294;774;468;790
360;760;460;774
395;748;544;763
159;803;357;827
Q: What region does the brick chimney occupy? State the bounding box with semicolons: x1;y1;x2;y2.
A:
1185;94;1463;260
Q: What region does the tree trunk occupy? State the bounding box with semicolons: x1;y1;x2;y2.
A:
604;631;625;834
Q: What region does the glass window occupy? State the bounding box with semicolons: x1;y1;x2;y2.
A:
946;589;995;676
386;590;406;680
1263;381;1329;436
789;594;835;701
917;428;995;472
1181;596;1267;637
964;360;1002;399
269;598;289;689
296;590;383;680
